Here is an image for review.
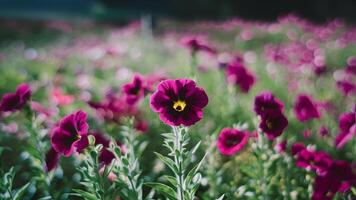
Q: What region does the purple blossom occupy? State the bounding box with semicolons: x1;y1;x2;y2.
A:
226;61;255;93
217;128;249;156
45;147;60;172
150;79;208;126
254;91;284;116
0;83;31;112
51;110;89;157
294;94;320;122
335;108;355;149
259;109;288;140
122;74;146;105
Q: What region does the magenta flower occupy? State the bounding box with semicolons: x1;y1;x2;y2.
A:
295;149;333;175
312;160;356;200
0;83;31;112
291;142;306;156
319;126;328;137
336;80;356;96
181;36;216;54
294;94;320;122
275;140;287;153
51;110;89;157
335;108;355;149
226;61;255;93
45;147;60;172
122;74;145;105
217;128;249;156
259;110;288;140
254;91;284;116
150;79;208;126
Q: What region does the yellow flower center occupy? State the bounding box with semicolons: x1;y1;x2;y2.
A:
173;100;187;112
267;121;273;129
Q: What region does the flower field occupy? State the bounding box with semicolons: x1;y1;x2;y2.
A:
0;15;355;200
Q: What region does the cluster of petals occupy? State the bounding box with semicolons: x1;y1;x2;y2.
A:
217;128;249;156
122;74;147;105
254;91;288;140
51;110;89;157
150;79;208;126
0;83;31;112
181;36;216;54
293;94;321;122
291;142;356;200
226;60;255;93
335;105;355;149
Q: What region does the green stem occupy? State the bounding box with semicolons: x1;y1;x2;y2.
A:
173;126;185;200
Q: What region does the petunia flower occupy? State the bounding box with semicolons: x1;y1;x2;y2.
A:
122;74;146;105
181;36;216;54
336;80;356;96
295;149;333;175
254;91;284;116
0;83;31;112
291;142;306;156
294;94;321;122
275;140;287;153
319;126;328;137
259;109;288;140
226;61;255;93
51;110;89;157
217;128;249;156
335;108;355;149
312;160;356;200
150;79;208;126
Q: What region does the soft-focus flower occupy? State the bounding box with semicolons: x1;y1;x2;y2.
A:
291;142;306;156
0;83;31;112
217;128;249;156
226;61;255;93
91;132;125;165
335;108;355;149
51;110;89;157
122;74;145;105
51;87;74;106
319;126;328;137
275;140;287;153
259;110;288;140
295;149;333;175
45;147;60;172
181;36;216;54
336;80;356;96
150;79;208;126
294;94;320;122
254;91;284;116
312;160;356;200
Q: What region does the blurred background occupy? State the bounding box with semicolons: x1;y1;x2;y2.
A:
0;0;356;23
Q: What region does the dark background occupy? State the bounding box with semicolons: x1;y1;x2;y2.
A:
0;0;355;23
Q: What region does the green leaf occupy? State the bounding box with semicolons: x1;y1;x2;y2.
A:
154;152;179;175
163;175;178;187
72;189;98;200
216;194;225;200
144;182;176;200
37;196;52;200
185;153;207;187
13;182;30;200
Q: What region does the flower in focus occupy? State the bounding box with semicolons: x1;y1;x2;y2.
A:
259;110;288;140
122;74;145;105
217;128;249;156
0;83;31;112
45;147;60;172
293;94;320;122
335;107;355;149
226;61;255;93
254;91;284;116
150;79;208;126
51;110;89;157
181;36;216;54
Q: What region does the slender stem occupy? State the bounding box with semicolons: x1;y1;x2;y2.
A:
172;126;185;200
